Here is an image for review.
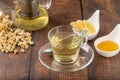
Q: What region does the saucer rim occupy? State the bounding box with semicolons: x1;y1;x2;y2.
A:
38;42;94;72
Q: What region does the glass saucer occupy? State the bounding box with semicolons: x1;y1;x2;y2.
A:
38;42;94;72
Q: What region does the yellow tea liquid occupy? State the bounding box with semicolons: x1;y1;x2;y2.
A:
50;32;81;64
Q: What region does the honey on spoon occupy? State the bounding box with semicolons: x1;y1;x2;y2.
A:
94;24;120;57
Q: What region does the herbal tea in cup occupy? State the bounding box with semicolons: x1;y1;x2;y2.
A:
48;25;87;65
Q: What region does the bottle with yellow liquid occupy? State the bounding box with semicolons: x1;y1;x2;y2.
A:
13;0;52;31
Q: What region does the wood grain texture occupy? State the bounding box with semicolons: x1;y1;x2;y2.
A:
0;0;13;8
0;0;120;80
0;51;31;80
29;0;88;80
82;0;120;80
0;0;32;80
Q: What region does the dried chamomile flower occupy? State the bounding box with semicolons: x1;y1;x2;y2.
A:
0;14;34;54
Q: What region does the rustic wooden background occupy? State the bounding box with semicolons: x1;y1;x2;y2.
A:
0;0;120;80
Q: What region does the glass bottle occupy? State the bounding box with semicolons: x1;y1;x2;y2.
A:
0;2;20;27
13;0;52;31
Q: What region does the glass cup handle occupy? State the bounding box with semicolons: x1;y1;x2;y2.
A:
39;0;52;10
82;30;88;46
80;32;88;51
83;34;88;46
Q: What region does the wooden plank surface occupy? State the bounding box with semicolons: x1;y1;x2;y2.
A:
0;0;31;80
82;0;120;80
0;0;120;80
29;0;89;80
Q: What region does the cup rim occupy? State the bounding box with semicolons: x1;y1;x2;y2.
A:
48;25;75;41
48;25;62;41
48;25;85;44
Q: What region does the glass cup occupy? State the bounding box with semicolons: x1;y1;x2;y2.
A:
48;25;87;65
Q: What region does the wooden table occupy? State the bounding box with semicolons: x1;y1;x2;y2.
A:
0;0;120;80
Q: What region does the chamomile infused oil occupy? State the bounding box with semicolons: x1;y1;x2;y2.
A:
14;0;49;31
14;6;48;31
